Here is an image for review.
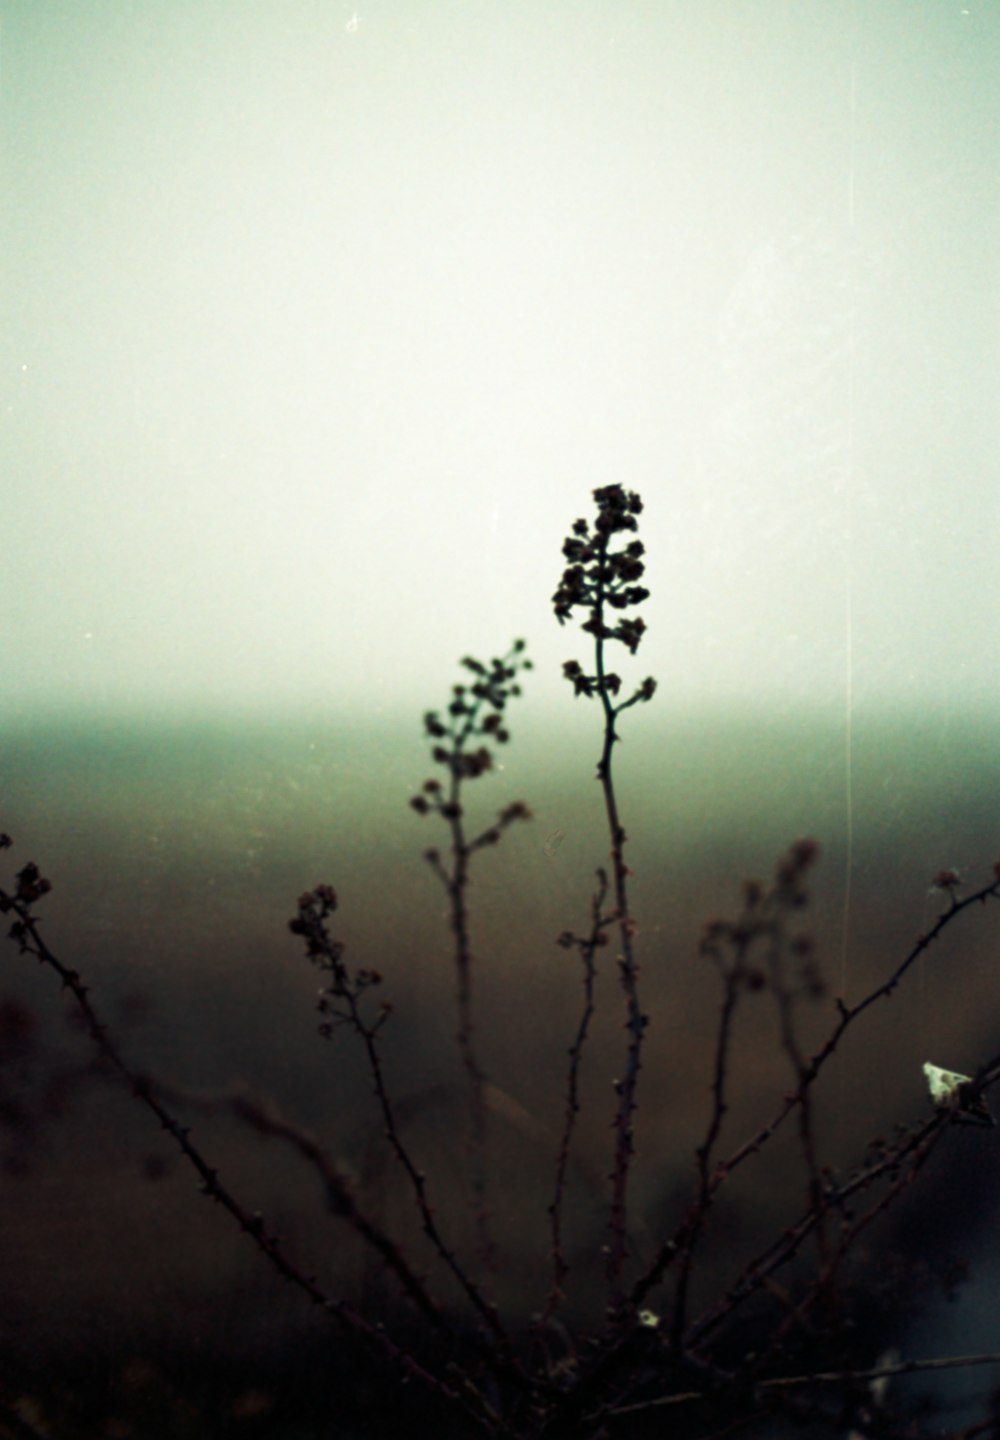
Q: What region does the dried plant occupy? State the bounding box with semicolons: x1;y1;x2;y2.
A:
3;485;1000;1438
408;641;533;1271
552;483;656;1310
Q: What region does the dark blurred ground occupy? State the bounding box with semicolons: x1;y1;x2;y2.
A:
1;705;999;1432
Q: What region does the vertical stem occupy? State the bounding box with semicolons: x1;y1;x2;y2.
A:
553;488;655;1314
540;869;607;1326
592;540;647;1310
412;644;531;1276
446;784;494;1271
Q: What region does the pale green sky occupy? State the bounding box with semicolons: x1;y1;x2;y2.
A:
3;0;998;720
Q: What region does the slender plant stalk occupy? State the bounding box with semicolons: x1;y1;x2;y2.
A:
540;866;610;1325
553;484;656;1309
410;642;532;1273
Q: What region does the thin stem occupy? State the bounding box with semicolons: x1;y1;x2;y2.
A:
596;1349;1000;1421
540;868;610;1325
142;1076;450;1336
445;788;494;1271
292;886;515;1354
1;886;478;1420
683;1112;948;1355
415;642;532;1276
631;872;1000;1311
669;951;743;1349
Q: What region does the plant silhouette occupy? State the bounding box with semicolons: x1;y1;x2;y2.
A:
3;484;1000;1438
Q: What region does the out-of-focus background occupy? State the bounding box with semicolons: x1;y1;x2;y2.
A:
4;0;999;718
2;1;1000;1431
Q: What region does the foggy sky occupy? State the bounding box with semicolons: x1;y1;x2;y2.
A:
3;1;998;720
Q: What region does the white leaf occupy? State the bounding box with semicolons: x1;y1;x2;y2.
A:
923;1062;995;1128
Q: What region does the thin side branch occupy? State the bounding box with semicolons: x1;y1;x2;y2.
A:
0;870;475;1420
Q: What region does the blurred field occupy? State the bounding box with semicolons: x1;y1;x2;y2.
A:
1;703;999;1428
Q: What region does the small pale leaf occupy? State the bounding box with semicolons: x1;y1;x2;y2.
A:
923;1062;995;1128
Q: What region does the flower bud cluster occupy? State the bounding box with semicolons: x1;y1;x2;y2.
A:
289;886;390;1037
2;861;53;908
552;485;656;707
0;846;54;953
409;641;532;823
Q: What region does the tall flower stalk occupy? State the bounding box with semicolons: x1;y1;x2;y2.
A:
552;484;656;1308
409;641;533;1270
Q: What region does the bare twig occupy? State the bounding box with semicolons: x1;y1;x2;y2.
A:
289;883;517;1359
631;866;1000;1312
596;1347;1000;1420
0;859;479;1423
540;867;611;1324
138;1075;450;1335
668;893;753;1349
683;1110;949;1355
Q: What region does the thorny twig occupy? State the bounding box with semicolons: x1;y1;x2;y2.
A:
135;1075;451;1335
0;848;491;1428
532;855;1000;1438
553;483;656;1308
593;1347;1000;1421
630;863;1000;1314
289;882;522;1368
